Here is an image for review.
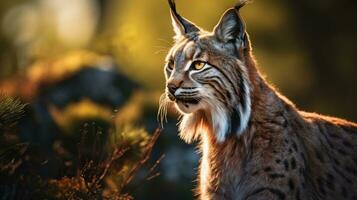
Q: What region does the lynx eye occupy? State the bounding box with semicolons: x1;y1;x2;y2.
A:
192;61;206;70
167;60;174;70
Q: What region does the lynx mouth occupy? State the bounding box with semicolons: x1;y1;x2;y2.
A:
175;97;201;113
176;97;200;105
167;93;200;105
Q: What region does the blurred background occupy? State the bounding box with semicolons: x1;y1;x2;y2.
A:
0;0;356;199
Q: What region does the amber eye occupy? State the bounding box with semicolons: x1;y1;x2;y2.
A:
167;60;174;70
193;61;206;70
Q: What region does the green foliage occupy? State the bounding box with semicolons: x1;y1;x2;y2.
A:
0;95;26;132
0;94;161;199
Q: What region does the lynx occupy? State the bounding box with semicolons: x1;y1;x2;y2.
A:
159;0;357;199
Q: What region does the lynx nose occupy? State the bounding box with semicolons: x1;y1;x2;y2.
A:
167;83;178;95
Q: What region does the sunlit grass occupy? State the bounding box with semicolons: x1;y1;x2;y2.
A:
49;98;113;133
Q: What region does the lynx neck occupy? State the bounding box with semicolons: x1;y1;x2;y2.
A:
199;77;297;199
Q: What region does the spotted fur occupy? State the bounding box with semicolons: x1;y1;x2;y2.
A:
159;1;357;199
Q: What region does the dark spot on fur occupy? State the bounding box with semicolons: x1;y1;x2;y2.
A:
292;141;298;151
269;173;285;179
295;188;301;200
325;181;335;191
318;185;326;196
334;166;352;184
252;170;259;176
288;148;293;153
284;139;289;144
299;167;304;175
317;177;326;195
315;149;325;162
327;129;340;138
300;152;306;163
282;119;288;128
326;173;334;181
275;159;281;164
345;165;357;177
332;158;341;166
259;82;264;90
247;188;286;200
325;173;335;191
342;140;352;148
350;195;357;200
342;126;357;135
226;90;232;100
284;159;289;171
288;178;295;191
230;109;241;135
351;157;357;167
291;157;296;170
264;167;272;172
341;186;348;198
337;148;347;156
324;136;335;148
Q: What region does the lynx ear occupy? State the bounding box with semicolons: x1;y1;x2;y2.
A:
213;7;246;47
168;0;199;39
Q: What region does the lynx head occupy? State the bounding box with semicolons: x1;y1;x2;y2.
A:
160;0;252;143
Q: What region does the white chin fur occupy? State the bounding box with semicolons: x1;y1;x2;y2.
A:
175;101;200;114
210;104;230;142
178;100;250;144
178;101;231;143
179;112;202;143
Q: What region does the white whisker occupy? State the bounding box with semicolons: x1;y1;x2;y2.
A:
156;38;172;46
158;93;170;127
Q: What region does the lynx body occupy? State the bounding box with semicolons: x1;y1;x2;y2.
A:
160;1;357;199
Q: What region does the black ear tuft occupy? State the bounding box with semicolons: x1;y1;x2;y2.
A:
168;0;178;15
234;0;250;11
168;0;199;39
